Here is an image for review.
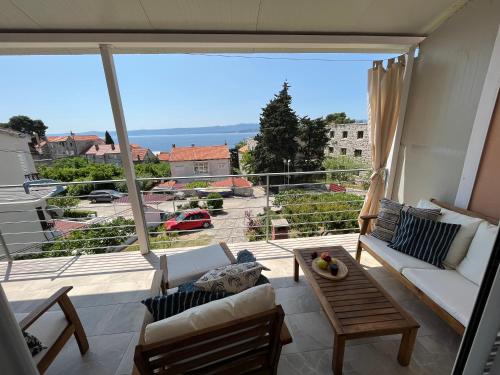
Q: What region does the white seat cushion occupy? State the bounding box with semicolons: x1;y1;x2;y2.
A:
457;221;498;285
401;268;479;326
416;199;483;268
145;284;276;344
15;310;68;363
167;244;232;287
360;235;438;272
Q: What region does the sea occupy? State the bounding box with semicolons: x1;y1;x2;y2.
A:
52;123;259;153
127;131;258;153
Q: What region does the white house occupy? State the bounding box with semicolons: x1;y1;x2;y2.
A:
85;143;155;165
168;144;231;180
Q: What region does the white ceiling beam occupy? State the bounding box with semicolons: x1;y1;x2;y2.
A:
0;33;425;54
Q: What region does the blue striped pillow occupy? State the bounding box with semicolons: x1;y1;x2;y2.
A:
142;290;232;321
389;210;461;268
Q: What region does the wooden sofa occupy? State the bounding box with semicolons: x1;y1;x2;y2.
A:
134;243;292;374
356;199;498;334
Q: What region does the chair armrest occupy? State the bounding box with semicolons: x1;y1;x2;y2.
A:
359;214;378;235
219;242;236;263
280;322;293;345
19;286;73;331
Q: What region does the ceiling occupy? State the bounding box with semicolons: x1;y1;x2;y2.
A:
0;0;468;54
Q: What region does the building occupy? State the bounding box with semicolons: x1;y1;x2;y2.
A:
168;144;231;179
39;134;104;159
237;138;257;174
157;151;170;163
84;144;155;165
0;127;39;183
325;123;371;164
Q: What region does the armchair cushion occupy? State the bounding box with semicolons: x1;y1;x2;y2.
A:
144;284;276;344
15;311;68;363
166;243;233;288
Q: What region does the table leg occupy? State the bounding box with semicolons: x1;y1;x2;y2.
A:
332;335;346;375
294;256;299;282
398;327;418;366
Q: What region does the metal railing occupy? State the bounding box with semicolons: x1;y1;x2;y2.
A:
0;169;370;261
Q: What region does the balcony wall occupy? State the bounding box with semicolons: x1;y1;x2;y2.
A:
392;0;500;205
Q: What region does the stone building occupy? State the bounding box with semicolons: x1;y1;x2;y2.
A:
325;123;371;164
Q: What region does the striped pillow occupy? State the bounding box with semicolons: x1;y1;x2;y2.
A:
389;210;461;268
142;290;232;321
370;198;404;242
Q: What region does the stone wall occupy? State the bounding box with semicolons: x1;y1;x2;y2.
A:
325;123;371;164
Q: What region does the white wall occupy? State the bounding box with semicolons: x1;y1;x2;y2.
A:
170;159;230;178
0;131;37;185
392;0;500;205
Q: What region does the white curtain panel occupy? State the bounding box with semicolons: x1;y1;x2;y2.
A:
360;56;406;225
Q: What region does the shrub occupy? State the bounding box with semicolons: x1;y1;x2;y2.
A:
322;156;370;184
189;198;200;209
207;193;223;212
47;196;79;208
63;209;97;218
185;181;210;189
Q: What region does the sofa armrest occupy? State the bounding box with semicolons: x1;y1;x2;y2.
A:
359;214;378;235
19;286;73;331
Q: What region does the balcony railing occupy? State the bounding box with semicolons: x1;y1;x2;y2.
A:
0;169;370;261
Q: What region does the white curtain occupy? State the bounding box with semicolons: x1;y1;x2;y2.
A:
360;56;406;224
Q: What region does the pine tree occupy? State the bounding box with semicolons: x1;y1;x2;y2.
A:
104;131;114;145
253;82;299;182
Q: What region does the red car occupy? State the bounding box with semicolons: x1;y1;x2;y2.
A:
164;209;211;231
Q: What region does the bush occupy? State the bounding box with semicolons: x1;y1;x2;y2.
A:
63;209;96;218
47;196;79;208
185;181;210;189
207;193;223;212
322;156;370;184
189;198;200;209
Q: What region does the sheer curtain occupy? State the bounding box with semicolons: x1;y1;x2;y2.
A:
359;56;406;225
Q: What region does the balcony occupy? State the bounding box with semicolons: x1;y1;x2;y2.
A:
0;170;461;374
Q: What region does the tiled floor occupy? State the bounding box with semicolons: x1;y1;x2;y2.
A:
0;234;461;375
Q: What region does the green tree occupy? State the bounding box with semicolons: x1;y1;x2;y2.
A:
325;112;356;124
207;193;223;212
253;82;299;181
322;155;370;184
297;116;328;171
104;131;115;145
3;115;47;136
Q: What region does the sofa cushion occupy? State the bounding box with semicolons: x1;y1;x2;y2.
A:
360;235;438;272
15;310;68;364
457;221;498;285
144;284;276;344
417;199;483;269
371;198;404;242
166;243;232;287
401;268;479;326
389;210;461;268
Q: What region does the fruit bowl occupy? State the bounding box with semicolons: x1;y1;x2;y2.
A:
311;258;348;280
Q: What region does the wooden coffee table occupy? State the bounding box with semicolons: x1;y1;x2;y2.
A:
294;246;420;375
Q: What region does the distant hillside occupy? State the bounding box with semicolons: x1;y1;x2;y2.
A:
50;123;260;137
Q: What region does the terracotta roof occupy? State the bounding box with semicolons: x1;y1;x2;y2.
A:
85;144;151;161
53;220;87;237
238;145;249;153
169;145;230;162
158;152;170;161
210;177;252;188
47;135;104;143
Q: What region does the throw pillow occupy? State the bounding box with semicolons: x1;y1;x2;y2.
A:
23;331;46;356
236;249;257;263
457;221;498;285
389;210;461;268
194;262;270;293
416;199;483;269
370;198;404;242
142;290;232;321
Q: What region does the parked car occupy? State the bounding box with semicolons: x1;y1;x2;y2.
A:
164;209;211;231
88;190;124;203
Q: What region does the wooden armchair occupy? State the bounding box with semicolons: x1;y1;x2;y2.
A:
17;286;89;374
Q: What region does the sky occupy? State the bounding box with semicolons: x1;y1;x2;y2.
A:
0;53;395;134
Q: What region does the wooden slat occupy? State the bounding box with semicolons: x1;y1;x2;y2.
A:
331;296;388;307
323;287;379;296
333;302;393;313
328;292;383;301
336;308;397;319
340;313;403;326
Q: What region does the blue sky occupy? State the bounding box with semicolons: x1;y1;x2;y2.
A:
0;53;394;134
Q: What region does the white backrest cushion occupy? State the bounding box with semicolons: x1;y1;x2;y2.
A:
417;199;483;268
457;221;498;285
145;284;276;344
